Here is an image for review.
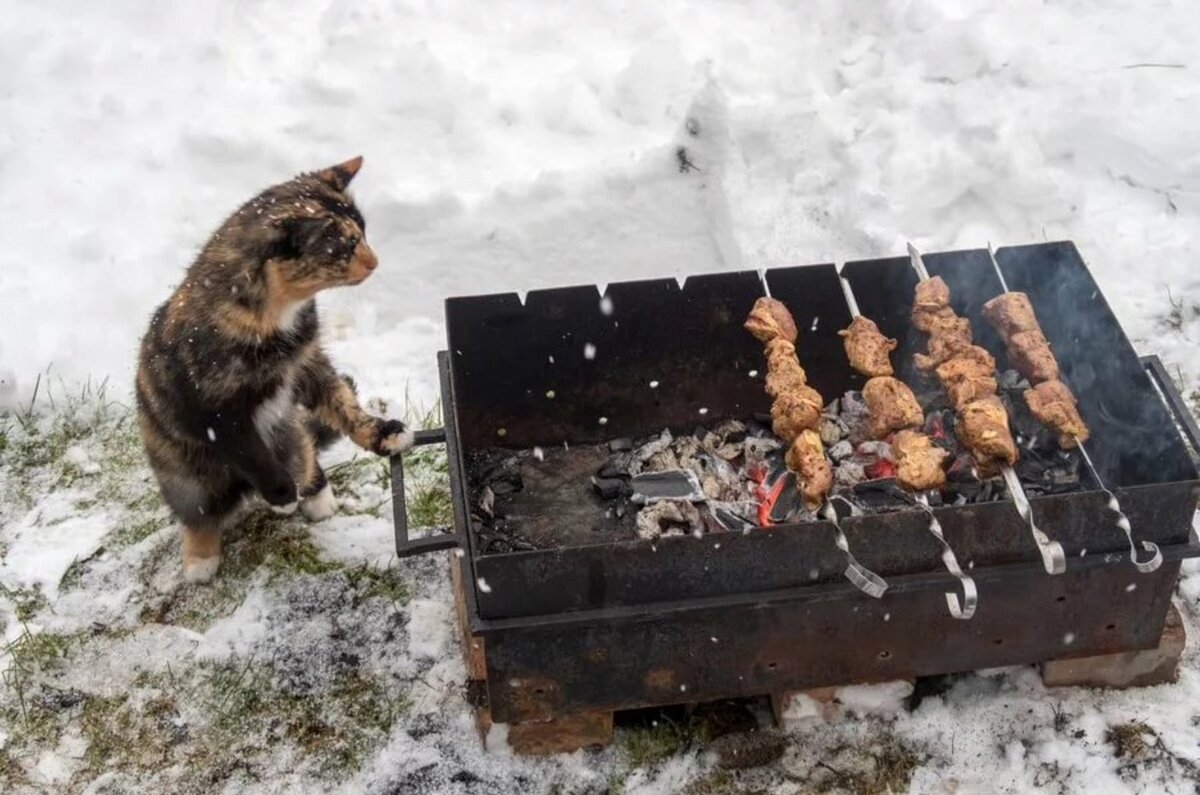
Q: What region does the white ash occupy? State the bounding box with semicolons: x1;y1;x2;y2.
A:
636;500;702;540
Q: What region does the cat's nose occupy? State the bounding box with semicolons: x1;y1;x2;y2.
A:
357;243;378;272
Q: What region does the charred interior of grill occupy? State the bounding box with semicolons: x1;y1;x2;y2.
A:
446;243;1198;556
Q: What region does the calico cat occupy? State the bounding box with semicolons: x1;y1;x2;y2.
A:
136;157;412;583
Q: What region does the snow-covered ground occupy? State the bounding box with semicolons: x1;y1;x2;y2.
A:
3;0;1200;792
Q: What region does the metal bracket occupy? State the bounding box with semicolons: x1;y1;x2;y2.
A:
391;427;461;558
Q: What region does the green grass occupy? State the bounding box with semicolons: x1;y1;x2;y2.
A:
812;732;925;795
620;717;696;768
0;625;82;752
186;657;409;777
1163;288;1200;333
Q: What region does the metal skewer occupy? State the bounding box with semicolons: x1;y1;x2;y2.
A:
755;281;887;598
985;244;1160;574
837;271;976;618
907;242;1066;576
822;501;889;598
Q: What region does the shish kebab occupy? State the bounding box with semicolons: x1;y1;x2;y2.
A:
836;273;978;619
745;295;888;598
981;245;1161;573
906;243;1067;575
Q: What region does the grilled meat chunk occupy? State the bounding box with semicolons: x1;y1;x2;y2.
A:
935;346;999;411
1025;379;1089;447
956;396;1018;471
863;376;924;438
785;429;833;509
770;386;824;440
839;316;896;377
911;276;952;331
1006;329;1060;383
893;429;950;492
982;292;1040;337
747;297;832;512
914;313;973;371
745;297;799;344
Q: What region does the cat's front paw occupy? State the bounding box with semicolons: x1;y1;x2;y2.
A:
261;477;299;514
373;419;414;456
301;482;337;522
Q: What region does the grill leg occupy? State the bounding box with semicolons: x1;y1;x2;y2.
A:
1041;603;1185;689
450;552;615;754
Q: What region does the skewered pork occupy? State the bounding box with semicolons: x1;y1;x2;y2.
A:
1025;380;1090;447
911;276;953;331
935;346;998;411
1005;329;1060;383
862;377;923;438
745;297;798;344
785;429;833;510
983;290;1087;445
893;429;950;492
746;299;832;509
913;313;973;371
982;292;1039;337
956;396;1019;471
839;316;896;377
770;386;824;440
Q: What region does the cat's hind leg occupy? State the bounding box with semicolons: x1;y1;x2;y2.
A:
158;470;249;584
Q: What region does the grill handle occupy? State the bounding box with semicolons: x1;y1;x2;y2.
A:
390;427;460;558
1142;355;1200;455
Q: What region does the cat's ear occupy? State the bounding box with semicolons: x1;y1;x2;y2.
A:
313;156;363;191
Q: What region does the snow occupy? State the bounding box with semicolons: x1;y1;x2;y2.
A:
406;599;453;662
0;492;112;599
3;0;1200;792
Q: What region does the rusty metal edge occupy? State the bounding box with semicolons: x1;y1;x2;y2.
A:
461;531;1200;637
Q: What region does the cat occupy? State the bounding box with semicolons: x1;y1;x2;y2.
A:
135;157;412;583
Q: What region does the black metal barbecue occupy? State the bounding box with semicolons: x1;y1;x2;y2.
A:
389;241;1200;743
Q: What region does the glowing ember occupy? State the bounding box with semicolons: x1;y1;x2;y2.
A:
865;459;897;480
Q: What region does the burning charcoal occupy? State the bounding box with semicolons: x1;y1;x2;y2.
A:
849;478;912;513
855;440;894;461
609;437;634;453
839;390;873;443
713;418;748;443
675;435;703;465
828;440;854;462
743;436;781;466
636;500;702;539
834;460;868;490
709;501;758;531
646;448;681;472
628;429;674;476
598;452;634;479
631;469;706;505
769;475;809;524
713;442;743;461
478;486;495;517
819;416;846;446
591;476;627;500
476;456;523;495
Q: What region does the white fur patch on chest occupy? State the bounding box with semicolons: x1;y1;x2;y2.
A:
278;300;311;334
253;376;295;441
